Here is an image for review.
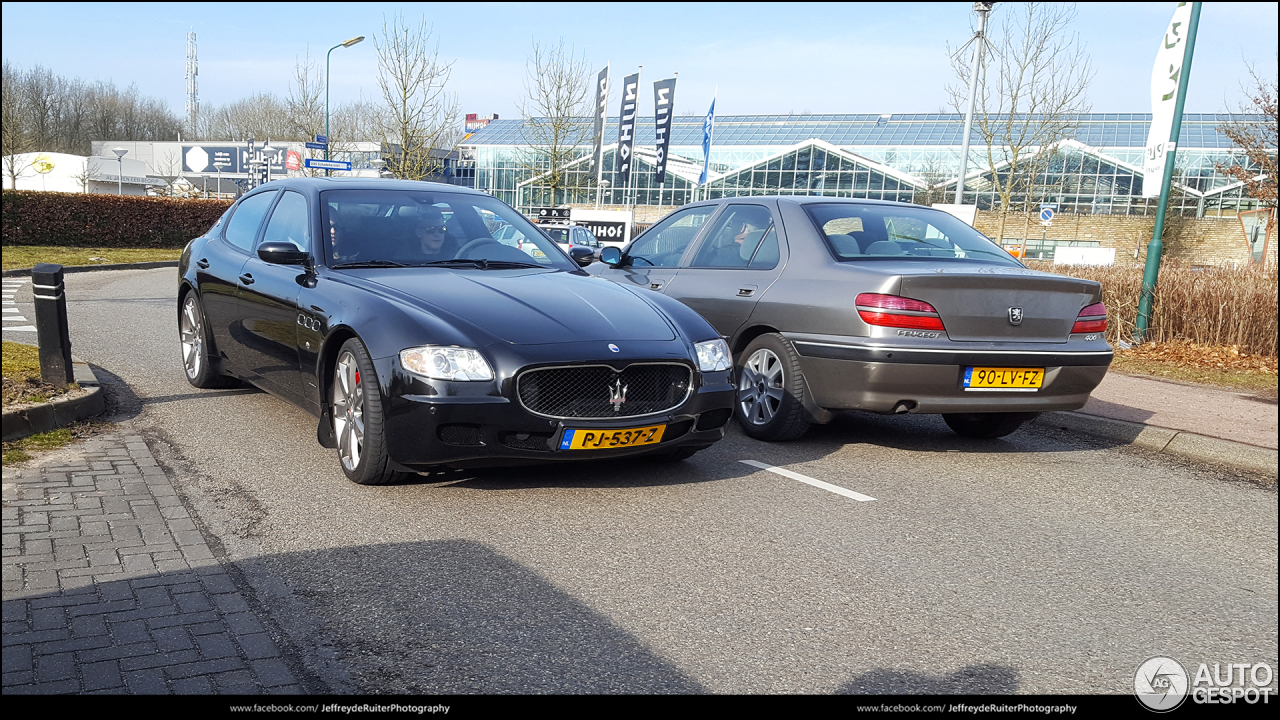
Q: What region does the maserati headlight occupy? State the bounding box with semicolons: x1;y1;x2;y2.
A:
400;346;494;381
694;339;731;372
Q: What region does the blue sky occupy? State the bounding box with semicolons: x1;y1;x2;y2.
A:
3;2;1276;120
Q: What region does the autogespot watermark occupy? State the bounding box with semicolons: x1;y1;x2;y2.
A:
1134;656;1275;712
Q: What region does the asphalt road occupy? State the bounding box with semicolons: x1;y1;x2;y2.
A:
5;267;1277;695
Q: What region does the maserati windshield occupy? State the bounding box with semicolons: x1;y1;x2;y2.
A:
322;190;575;270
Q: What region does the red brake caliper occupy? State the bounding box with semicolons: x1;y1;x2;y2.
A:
354;370;360;385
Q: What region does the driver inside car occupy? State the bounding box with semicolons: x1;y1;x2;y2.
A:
413;207;459;260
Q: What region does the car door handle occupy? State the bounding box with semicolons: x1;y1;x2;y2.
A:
238;273;254;285
738;285;758;297
650;282;664;290
196;258;210;269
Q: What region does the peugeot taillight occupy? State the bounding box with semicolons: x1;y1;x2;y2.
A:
855;293;945;332
1072;302;1107;334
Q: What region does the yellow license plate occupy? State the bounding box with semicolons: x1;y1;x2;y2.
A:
963;367;1044;390
559;424;666;450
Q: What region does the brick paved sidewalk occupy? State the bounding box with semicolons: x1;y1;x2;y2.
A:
2;433;302;694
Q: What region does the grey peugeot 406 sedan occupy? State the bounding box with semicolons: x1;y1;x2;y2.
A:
588;196;1112;441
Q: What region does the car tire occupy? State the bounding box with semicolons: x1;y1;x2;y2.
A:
735;333;811;442
942;412;1039;439
332;338;404;486
179;292;239;389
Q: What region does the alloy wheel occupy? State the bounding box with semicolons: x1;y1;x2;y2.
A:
179;296;203;380
739;348;785;426
333;351;365;471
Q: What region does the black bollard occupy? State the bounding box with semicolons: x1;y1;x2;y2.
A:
31;263;74;388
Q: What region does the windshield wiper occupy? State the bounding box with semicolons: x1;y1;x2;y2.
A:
330;260;408;269
420;259;545;270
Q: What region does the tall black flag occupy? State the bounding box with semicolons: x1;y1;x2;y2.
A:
652;77;677;185
616;72;640;185
591;66;609;176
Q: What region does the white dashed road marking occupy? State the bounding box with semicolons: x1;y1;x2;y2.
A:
740;460;876;502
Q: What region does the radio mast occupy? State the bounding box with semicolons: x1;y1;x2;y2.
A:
185;28;199;138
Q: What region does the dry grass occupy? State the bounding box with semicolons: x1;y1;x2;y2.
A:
1111;339;1277;397
1;246;181;271
2;341;75;406
1027;260;1278;357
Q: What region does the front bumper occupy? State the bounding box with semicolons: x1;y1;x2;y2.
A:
376;342;736;470
788;335;1113;415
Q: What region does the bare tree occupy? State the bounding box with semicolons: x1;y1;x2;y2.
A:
948;2;1093;242
516;39;593;205
2;63;182;157
201;93;292;142
374;14;460;180
70;157;102;193
2;60;37;188
286;52;327;175
1216;65;1277;229
151;147;187;196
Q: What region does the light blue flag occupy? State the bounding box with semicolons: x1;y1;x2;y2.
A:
699;98;715;185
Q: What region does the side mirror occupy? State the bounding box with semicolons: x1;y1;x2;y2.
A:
569;246;594;266
258;241;309;265
600;246;623;266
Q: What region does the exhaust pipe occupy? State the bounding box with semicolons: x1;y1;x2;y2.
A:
891;400;917;414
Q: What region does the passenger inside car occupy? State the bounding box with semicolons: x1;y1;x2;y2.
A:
693;205;774;267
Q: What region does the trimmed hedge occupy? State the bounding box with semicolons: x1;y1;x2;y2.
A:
2;190;232;248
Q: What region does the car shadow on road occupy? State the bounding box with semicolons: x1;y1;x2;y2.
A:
4;539;706;694
400;450;752;490
790;410;1136;456
91;364;262;423
835;663;1020;694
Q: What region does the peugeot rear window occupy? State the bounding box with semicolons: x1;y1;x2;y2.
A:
804;204;1021;265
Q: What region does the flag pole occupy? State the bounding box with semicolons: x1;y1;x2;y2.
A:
1136;2;1201;343
700;86;717;202
597;62;609;209
628;65;640;212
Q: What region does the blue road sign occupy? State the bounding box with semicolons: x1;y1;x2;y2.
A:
1040;207;1055;223
304;158;351;171
314;134;328;144
305;142;327;150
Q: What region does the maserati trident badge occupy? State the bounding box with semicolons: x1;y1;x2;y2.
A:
608;379;628;412
1008;307;1024;326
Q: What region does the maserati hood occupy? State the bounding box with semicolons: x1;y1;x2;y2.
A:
362;269;677;345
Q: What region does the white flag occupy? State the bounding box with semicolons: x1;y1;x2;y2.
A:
1143;2;1194;197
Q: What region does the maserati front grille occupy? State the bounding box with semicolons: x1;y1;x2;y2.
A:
516;363;693;419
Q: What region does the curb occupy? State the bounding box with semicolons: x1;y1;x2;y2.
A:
1;361;105;442
1034;411;1278;478
2;260;178;277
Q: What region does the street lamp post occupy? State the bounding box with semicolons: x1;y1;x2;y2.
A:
596;179;610;210
955;2;994;205
111;147;128;195
262;142;276;184
326;35;365;177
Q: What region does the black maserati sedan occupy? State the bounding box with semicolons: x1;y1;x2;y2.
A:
177;178;735;485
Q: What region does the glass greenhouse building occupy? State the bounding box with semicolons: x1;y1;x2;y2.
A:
458;113;1267;217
